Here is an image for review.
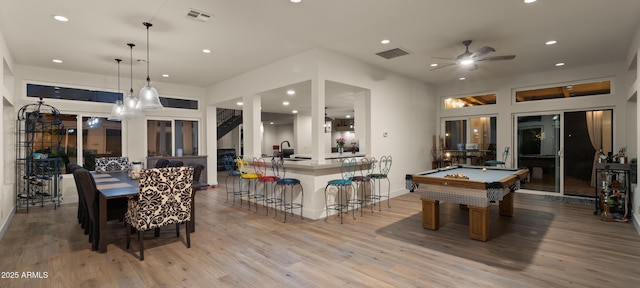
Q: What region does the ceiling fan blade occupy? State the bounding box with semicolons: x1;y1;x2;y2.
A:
430;56;456;61
429;63;457;71
476;55;516;62
471;46;495;59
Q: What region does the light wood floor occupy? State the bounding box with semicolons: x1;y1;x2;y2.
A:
1;183;639;288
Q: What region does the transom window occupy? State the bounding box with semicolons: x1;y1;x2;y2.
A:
443;93;496;109
515;80;611;102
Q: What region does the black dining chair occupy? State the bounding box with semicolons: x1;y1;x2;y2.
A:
155;158;170;168
73;168;128;250
167;160;184;167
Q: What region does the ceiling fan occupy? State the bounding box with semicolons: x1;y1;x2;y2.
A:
430;40;515;71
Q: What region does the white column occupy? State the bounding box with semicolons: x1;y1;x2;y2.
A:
242;94;261;159
311;78;325;162
205;104;217;186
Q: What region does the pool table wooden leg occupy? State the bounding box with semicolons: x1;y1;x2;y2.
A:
499;191;514;217
468;205;488;241
421;199;439;230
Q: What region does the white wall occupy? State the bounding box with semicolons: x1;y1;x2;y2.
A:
207;48;437;196
0;28;16;239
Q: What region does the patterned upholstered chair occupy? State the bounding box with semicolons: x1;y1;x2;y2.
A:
95;157;129;172
125;166;194;260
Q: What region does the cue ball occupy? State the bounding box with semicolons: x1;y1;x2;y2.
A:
482;167;487;172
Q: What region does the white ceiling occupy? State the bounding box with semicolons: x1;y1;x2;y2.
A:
2;0;640;120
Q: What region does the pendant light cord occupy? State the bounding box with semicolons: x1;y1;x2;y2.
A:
128;43;135;95
143;22;152;84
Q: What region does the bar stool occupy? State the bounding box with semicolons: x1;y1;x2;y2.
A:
353;157;376;213
368;155;392;211
223;155;243;206
325;157;357;224
273;158;303;223
237;157;261;211
253;157;280;215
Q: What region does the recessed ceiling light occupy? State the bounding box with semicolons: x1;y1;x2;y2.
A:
524;0;537;3
381;39;390;44
270;122;274;125
162;74;169;78
555;62;565;67
459;77;466;80
237;101;243;106
290;0;302;3
346;115;351;118
292;110;298;114
202;49;212;54
287;89;295;95
52;59;63;63
282;101;290;106
545;40;557;45
430;63;438;67
53;15;69;22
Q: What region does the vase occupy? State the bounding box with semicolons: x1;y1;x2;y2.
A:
338;147;344;154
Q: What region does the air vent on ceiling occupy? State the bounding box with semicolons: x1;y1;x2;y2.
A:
186;9;213;23
376;47;411;60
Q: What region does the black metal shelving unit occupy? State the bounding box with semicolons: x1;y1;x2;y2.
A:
15;99;64;211
594;162;632;222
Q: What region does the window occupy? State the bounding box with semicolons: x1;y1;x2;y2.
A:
27;83;199;110
81;116;122;171
444;116;497;165
515;80;611;102
443;93;496;109
147;119;199;157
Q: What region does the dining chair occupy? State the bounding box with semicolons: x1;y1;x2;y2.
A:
186;162;205;182
273;158;303;223
67;163;86;228
325;157;357;224
167;160;184;167
125;166;194;261
368;155;392;211
73;168;128;251
154;158;170;168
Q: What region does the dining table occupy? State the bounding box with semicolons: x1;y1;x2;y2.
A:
93;171;208;253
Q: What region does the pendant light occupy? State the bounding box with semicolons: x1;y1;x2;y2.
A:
108;58;124;121
137;22;163;110
121;43;143;118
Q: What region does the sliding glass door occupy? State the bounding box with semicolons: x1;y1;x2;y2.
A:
516;114;561;193
515;110;612;195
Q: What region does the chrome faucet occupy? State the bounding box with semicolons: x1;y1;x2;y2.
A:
280;140;291;160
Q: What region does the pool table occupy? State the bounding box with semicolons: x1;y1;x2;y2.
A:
410;166;529;241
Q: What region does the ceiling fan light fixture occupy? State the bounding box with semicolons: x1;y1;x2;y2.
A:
460;59;474;65
138;22;164;110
